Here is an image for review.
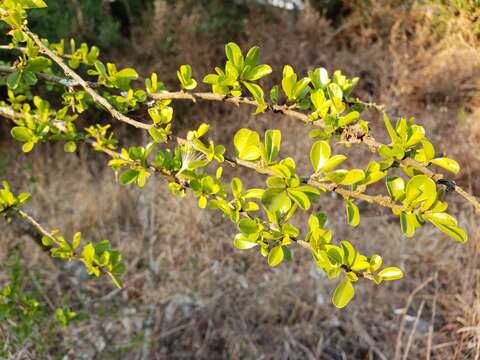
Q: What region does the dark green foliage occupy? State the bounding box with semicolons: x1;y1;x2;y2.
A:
25;0;154;47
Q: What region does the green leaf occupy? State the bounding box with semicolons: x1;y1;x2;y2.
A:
25;57;51;73
430;158;460;174
377;267;403;281
293;78;311;99
233;234;258;250
340;169;365;185
177;65;197;90
225;42;244;71
198;195;207;209
233;128;261;161
23;0;48;8
311;90;326;110
116;68;138;80
264;129;281;163
424;212;468;243
321;155;347;173
22;142;35;153
11;127;33;142
287;188;311;210
270;85;279;104
400;211;415;238
245;46;260;67
345;199;360;227
245;64;272;81
262;188;291;213
268;245;284;267
405;175;437;211
282;65;297;99
338;111;360;127
383;113;398;143
238;218;259;234
310;141;331;173
332;278;355;308
64;141;77;153
369;255;382;272
386;176;406;201
120;169;138;185
7;71;22;89
341;240;357;267
243;81;264;102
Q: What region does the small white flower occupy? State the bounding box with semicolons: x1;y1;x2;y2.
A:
177;142;205;177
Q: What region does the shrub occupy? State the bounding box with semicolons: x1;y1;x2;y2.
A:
0;1;478;315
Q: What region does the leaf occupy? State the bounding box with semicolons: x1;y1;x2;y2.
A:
116;68;138;80
340;169;365;185
386;176;406;201
338;111;360;127
23;0;48;8
282;65;296;99
400;211;415;238
233;128;261;161
225;42;244;71
332;278;355;308
321;155;347;173
405;175;437;211
328;83;343;99
264;129;281;163
11;127;33;142
268;245;284;267
377;267;403;281
287;188;311;210
24;57;51;73
22;142;35;153
383;113;398;143
72;232;81;250
238;218;259;234
120;169;138;185
341;240;357;267
345;199;360;227
369;255;382;272
294;77;311;99
430;158;460;174
262;188;291;213
198;196;207;209
424;213;468;243
270;85;279;103
233;234;258;250
7;71;22;89
245;64;272;81
245;46;260;67
64;141;77;153
310;141;331;172
243;81;264;101
311;90;326;110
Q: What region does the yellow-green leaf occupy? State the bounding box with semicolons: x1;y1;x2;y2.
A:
332;278;355;308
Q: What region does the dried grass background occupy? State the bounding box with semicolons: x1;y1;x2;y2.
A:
1;1;480;359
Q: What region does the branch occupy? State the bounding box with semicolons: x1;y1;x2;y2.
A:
341;126;480;214
24;29;151;130
7;31;480;214
0;106;405;213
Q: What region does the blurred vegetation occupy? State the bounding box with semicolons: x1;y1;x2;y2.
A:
25;0;154;48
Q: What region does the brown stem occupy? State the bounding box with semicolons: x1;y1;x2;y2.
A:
24;29;151;130
4;32;480;214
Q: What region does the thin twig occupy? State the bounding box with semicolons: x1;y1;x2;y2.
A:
3;31;480;213
24;29;151;130
0;106;407;212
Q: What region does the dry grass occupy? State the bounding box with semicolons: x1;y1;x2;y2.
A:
1;1;480;359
